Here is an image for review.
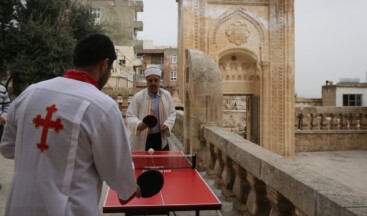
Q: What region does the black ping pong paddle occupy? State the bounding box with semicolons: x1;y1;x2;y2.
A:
143;115;158;128
137;170;164;198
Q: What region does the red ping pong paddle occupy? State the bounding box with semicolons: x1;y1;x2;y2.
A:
143;115;158;128
137;170;164;198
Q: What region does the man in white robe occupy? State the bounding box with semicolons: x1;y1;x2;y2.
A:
0;34;139;216
126;68;176;151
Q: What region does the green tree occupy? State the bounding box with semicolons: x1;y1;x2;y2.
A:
0;0;104;96
0;0;22;81
68;2;104;41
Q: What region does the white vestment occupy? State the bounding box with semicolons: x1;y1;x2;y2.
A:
0;77;136;216
126;88;176;151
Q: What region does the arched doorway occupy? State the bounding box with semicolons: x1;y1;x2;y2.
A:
218;51;260;143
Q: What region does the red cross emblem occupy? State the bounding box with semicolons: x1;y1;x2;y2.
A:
33;104;64;152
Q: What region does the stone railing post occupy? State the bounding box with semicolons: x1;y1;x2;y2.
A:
295;114;300;129
205;142;216;177
330;113;339;130
246;173;271;215
214;147;224;188
300;113;310;130
320;113;330;130
266;186;295;216
360;113;367;129
221;155;235;201
232;162;250;215
349;113;359;130
310;113;321;130
339;113;349;130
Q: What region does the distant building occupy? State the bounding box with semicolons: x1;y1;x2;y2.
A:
106;46;136;89
322;80;367;106
76;0;144;91
76;0;143;47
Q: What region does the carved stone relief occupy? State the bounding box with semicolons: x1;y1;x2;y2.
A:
225;20;251;46
219;53;259;94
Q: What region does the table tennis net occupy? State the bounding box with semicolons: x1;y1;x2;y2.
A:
132;155;196;169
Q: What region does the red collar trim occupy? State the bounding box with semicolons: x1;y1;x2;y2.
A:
64;69;99;89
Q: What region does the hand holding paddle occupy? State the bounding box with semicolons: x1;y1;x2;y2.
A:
119;170;163;204
137;170;164;198
142;115;158;128
118;185;141;204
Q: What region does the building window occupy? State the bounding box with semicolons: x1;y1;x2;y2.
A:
170;71;177;81
343;94;361;106
170;54;177;64
159;56;163;64
91;8;101;25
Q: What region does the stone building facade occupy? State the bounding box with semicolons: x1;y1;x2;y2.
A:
76;0;143;46
76;0;144;99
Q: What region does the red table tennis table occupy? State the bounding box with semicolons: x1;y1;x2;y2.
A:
103;151;222;215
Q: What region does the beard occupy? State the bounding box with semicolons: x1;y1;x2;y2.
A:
98;69;111;90
148;85;158;94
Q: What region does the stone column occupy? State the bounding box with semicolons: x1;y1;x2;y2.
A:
260;61;271;149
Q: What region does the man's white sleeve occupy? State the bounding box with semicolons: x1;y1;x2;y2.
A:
91;104;136;200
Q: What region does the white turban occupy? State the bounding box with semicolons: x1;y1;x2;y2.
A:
144;67;162;78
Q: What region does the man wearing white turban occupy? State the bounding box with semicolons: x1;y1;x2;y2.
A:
126;67;176;151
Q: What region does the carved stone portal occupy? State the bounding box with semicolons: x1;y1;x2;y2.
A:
178;0;295;158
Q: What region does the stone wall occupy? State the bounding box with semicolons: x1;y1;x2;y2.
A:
223;110;246;137
296;131;367;152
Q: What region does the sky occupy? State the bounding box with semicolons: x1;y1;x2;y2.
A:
137;0;367;98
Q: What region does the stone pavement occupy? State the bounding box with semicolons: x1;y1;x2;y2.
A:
295;150;367;196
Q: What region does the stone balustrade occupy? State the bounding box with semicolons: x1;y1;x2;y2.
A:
295;107;367;151
295;107;367;130
199;126;367;216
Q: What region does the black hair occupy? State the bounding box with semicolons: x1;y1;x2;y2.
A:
72;33;117;68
